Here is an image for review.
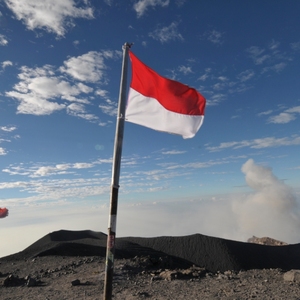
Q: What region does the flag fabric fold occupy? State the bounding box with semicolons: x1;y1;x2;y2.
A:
125;51;206;139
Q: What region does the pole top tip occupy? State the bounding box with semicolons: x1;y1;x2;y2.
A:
124;42;133;49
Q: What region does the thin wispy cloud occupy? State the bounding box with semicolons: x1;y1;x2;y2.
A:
166;159;228;170
3;161;97;178
247;46;270;65
261;62;287;74
0;126;17;156
207;135;300;152
133;0;170;18
178;65;193;75
237;69;255;82
257;110;273;116
246;41;292;76
291;41;300;51
4;0;94;37
149;22;184;43
99;99;118;117
162;150;187;155
206;30;224;45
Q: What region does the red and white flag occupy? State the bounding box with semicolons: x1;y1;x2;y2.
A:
126;51;206;139
0;207;9;219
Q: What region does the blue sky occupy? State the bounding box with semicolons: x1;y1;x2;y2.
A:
1;0;300;257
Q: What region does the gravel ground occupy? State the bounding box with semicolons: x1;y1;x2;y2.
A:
1;255;300;300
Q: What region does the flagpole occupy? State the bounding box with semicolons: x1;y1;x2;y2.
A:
103;42;131;300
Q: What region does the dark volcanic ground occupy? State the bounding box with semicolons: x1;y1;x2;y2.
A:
1;230;300;299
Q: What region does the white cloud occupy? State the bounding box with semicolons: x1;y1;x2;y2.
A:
67;102;98;121
0;34;8;46
60;51;116;83
166;160;227;170
207;30;224;45
178;65;192;75
1;60;13;69
207;135;300;152
268;112;296;124
286;106;300;114
104;0;114;5
0;147;7;155
0;126;17;132
7;91;66;115
207;93;226;106
99;99;117;116
175;0;187;6
5;51;118;119
198;68;212;81
149;22;183;43
4;0;94;37
257;110;273;116
231;159;300;243
261;62;287;74
6;64;70;115
291;41;300;51
95;89;108;97
198;74;209;81
237;69;255;82
247;46;270;65
2;159;300;258
3;160;99;179
268;106;300;124
161;150;186;155
133;0;170;18
268;39;280;51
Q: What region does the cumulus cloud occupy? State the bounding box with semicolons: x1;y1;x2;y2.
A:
5;51;119;119
133;0;170;18
60;51;118;83
231;159;300;242
4;0;94;37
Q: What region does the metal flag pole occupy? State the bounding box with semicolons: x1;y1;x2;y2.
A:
103;42;132;300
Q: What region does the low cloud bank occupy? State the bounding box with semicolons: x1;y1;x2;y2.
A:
1;159;299;257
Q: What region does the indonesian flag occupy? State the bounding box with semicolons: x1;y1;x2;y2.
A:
0;207;9;219
126;51;206;139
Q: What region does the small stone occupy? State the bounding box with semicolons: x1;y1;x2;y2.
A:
27;277;37;287
71;279;81;286
283;270;300;282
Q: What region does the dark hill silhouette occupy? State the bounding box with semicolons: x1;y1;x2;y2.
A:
2;230;300;273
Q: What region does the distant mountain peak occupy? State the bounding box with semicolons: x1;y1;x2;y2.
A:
247;236;288;246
